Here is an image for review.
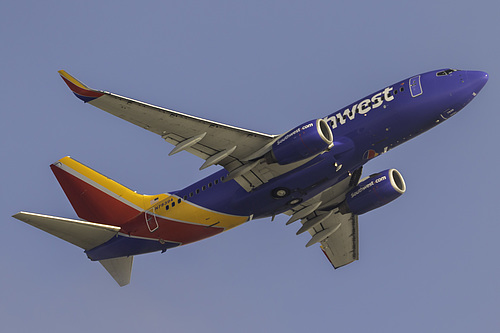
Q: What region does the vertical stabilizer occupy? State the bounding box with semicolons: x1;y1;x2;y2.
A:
51;156;167;226
99;257;133;287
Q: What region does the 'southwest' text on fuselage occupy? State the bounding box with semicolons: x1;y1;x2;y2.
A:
327;87;395;129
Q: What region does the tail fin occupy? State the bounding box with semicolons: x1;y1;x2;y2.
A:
51;156;166;226
12;157;170;287
12;212;132;286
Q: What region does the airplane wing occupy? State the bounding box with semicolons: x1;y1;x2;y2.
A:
284;168;362;268
59;70;285;190
315;212;358;268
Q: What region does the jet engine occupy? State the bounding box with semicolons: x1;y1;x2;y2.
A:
266;119;333;165
339;169;406;215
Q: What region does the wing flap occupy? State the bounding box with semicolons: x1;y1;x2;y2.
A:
12;212;120;251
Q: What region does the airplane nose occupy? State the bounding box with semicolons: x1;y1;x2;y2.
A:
466;70;489;93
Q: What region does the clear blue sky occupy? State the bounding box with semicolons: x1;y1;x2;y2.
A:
2;1;498;332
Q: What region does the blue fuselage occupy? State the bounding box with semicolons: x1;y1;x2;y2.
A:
173;69;488;219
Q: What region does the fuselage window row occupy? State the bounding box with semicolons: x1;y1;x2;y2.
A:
181;176;225;201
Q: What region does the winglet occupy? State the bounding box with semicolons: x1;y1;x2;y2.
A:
58;70;104;103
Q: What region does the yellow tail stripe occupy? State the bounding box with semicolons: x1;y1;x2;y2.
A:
58;156;168;210
58;156;249;229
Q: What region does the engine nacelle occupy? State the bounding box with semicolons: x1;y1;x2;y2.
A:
340;169;406;215
267;119;333;165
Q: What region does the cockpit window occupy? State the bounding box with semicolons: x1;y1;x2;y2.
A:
436;69;458;76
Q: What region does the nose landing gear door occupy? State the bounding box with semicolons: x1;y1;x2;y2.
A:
409;75;423;97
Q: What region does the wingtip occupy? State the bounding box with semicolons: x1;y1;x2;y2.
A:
59;70;104;103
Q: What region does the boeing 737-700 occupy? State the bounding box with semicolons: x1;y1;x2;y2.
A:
12;68;488;286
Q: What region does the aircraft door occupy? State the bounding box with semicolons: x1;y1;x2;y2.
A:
409;75;423;97
145;208;159;232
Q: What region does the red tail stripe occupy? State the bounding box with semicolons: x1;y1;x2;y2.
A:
51;164;140;226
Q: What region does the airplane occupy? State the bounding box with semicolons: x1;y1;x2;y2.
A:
12;68;488;286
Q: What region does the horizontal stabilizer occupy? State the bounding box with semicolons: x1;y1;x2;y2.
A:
12;212;120;251
99;256;133;287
